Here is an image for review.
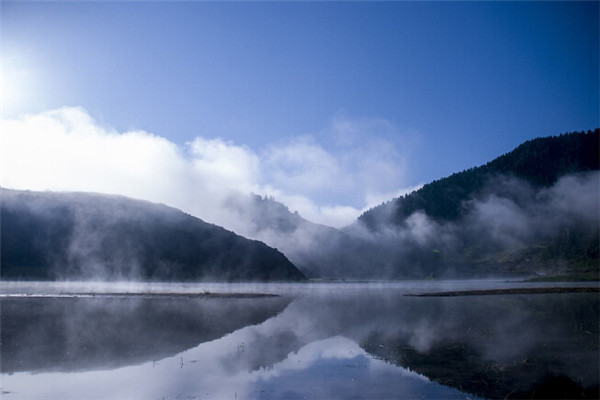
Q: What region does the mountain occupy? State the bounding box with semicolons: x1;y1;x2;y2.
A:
350;129;600;279
222;193;351;278
0;189;305;282
5;130;596;282
361;294;600;399
359;129;599;228
226;130;599;280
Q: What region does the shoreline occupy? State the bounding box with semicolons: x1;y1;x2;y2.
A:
406;287;599;297
0;292;279;299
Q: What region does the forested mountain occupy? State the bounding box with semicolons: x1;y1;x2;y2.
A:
224;130;599;280
0;189;305;282
360;130;599;228
222;193;346;278
346;129;600;279
2;130;597;281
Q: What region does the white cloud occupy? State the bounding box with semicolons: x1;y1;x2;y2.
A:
260;114;414;212
1;107;413;229
2;107;184;196
364;184;423;210
188;137;260;194
1;107;245;229
262;136;340;195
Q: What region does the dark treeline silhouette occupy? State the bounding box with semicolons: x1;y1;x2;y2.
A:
1;130;598;281
360;129;599;228
344;129;600;278
1;190;305;282
230;130;599;279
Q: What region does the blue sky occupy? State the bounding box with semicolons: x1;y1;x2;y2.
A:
1;1;598;227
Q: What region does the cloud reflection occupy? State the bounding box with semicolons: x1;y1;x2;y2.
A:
1;283;597;399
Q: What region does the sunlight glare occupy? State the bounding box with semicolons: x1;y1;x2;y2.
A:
1;55;34;117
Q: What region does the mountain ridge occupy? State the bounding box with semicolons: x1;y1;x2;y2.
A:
1;188;306;282
227;129;599;279
359;129;599;228
2;129;597;281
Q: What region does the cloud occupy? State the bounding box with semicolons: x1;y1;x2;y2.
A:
1;107;250;231
280;170;599;279
1;107;413;229
260;114;414;214
363;184;423;210
263;136;340;196
188;137;260;194
467;173;600;246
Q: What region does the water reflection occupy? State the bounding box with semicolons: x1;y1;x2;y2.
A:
1;295;290;373
1;282;598;399
358;295;600;399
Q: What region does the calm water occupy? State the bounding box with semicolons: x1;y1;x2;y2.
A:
1;280;598;399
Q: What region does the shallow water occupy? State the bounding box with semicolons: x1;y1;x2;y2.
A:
1;280;598;399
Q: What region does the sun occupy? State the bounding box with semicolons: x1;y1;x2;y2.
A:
1;54;34;117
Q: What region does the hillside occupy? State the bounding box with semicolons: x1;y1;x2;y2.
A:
222;193;346;278
350;129;600;278
0;189;305;282
360;129;599;228
219;130;598;279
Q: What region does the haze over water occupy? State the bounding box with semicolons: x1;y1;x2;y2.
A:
2;280;598;399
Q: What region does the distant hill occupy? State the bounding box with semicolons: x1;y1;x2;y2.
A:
10;130;594;282
0;189;305;282
222;193;346;278
359;129;599;228
350;129;599;279
224;130;599;280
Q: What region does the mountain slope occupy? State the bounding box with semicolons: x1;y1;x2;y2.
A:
359;129;599;228
221;130;599;279
222;193;346;278
0;189;305;282
348;129;600;278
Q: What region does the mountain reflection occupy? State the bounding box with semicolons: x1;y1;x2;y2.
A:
1;283;598;399
1;295;291;373
358;294;599;399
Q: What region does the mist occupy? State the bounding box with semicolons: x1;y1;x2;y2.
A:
1;107;413;230
0;189;305;282
230;171;599;279
3;283;597;399
2;111;597;281
0;294;290;374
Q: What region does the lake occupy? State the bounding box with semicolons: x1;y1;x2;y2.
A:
1;280;598;399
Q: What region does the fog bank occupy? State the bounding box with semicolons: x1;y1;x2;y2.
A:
1;107;413;229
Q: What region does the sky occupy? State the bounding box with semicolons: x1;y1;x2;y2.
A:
1;1;598;228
